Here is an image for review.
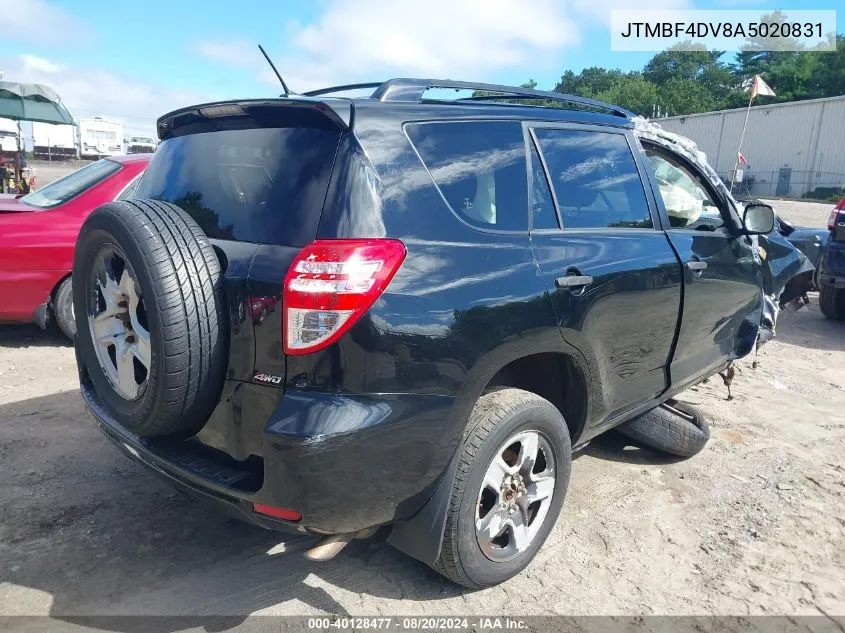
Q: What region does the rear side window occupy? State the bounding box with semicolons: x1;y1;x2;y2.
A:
21;159;121;209
405;121;528;231
135;127;341;245
533;129;652;229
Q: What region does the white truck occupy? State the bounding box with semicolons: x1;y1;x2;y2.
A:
33;121;78;160
126;136;157;154
79;117;124;159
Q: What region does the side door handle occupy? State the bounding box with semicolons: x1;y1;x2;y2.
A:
686;261;708;272
555;275;593;289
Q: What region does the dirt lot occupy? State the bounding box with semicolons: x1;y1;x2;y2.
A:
761;198;835;229
1;304;844;619
1;179;843;620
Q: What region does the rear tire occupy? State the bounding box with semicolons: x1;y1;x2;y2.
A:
73;199;228;437
616;399;709;458
433;388;572;588
819;284;845;321
53;277;75;339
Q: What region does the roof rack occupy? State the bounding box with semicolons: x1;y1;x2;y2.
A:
303;78;633;118
303;82;385;97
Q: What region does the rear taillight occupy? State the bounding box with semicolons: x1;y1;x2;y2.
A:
283;239;406;354
831;197;845;230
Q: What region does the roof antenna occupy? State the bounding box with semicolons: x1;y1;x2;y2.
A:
258;44;292;96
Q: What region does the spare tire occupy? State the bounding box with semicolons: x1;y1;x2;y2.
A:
616;399;710;458
73;199;228;437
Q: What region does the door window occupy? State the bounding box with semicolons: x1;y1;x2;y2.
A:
533;128;652;229
644;147;726;230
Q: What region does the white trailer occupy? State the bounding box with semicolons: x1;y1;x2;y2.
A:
78;117;124;159
0;117;19;153
32;121;78;160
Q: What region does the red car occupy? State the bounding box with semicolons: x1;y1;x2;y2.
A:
0;155;150;338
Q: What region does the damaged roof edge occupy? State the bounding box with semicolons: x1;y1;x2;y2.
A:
632;116;741;213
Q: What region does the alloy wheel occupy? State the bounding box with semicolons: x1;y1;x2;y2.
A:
87;246;151;400
475;430;556;562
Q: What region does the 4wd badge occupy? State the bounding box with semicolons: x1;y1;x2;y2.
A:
253;372;283;385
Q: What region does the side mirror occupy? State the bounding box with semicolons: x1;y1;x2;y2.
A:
742;203;775;235
778;216;795;236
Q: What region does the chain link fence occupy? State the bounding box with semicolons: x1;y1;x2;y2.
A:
720;169;845;201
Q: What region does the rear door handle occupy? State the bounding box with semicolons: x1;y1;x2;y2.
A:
555;275;593;289
686;261;708;272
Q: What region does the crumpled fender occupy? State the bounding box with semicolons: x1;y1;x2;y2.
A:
748;229;815;350
756;229;815;302
632;116;816;305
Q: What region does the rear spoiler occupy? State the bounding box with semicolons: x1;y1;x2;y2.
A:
157;98;351;140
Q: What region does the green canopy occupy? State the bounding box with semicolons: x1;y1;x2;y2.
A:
0;81;74;125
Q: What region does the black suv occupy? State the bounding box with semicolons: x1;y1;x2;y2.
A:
819;197;845;320
72;79;811;588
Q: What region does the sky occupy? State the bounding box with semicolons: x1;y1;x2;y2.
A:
0;0;840;137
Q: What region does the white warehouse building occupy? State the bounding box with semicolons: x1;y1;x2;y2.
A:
657;94;845;200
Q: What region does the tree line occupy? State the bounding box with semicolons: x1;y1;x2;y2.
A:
541;12;844;118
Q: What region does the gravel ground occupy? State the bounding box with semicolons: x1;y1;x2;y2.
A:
762;198;835;229
28;160;91;190
1;298;843;620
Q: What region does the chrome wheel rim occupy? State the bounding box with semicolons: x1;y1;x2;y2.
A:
87;246;151;401
475;430;556;562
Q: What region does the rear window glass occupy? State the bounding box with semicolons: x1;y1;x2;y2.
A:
21;159;121;209
533;129;652;229
135;127;341;245
405;121;528;231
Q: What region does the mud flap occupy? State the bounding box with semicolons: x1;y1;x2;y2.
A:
32;302;49;329
386;446;461;565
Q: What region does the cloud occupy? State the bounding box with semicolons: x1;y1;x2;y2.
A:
19;54;65;74
1;54;211;137
712;0;767;5
193;40;258;68
197;0;581;92
194;0;701;93
572;0;694;26
5;0;94;46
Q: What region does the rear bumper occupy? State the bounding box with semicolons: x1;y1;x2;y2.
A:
82;378;304;534
81;375;458;535
820;275;845;289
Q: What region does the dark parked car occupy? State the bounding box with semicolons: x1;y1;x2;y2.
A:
72;79;813;588
775;214;827;288
819;196;845;320
734;198;827;289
